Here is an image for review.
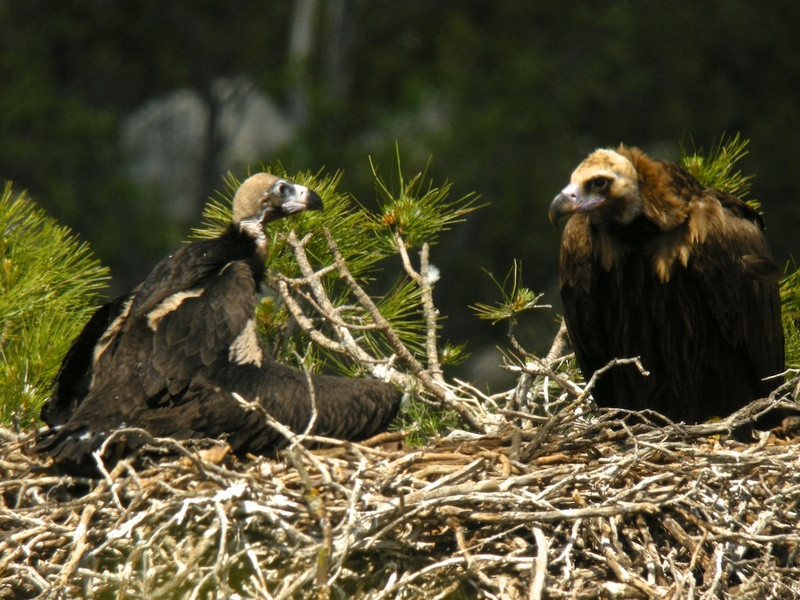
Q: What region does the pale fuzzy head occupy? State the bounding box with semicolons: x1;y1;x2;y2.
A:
231;173;323;227
549;149;643;226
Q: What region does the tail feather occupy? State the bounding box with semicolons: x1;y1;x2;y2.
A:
34;426;142;476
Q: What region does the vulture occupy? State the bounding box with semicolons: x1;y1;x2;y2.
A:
549;146;784;424
37;173;402;470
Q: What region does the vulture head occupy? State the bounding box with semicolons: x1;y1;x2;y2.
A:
549;149;644;227
232;173;323;229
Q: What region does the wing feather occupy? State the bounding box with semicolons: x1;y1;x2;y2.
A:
42;292;134;426
142;261;258;398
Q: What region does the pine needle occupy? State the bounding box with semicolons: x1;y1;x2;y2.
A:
0;182;109;426
680;132;759;210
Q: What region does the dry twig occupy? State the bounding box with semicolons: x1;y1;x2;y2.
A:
4;391;800;599
6;227;800;599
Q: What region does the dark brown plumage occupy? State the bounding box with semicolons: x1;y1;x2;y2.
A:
37;174;402;471
549;146;784;424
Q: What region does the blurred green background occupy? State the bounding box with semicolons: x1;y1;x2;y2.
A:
3;1;799;386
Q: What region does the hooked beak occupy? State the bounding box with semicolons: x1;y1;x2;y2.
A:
548;182;605;226
262;180;324;224
278;182;324;215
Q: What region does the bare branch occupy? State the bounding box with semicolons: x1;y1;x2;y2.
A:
323;228;429;380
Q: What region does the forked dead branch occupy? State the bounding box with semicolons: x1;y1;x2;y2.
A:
275;226;490;434
2;227;800;599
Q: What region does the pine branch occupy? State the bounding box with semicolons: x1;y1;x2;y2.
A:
0;182;109;427
680;132;757;208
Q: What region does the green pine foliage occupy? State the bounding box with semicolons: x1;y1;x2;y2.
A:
0;183;109;427
680;133;757;209
780;263;800;367
367;147;485;252
392;399;460;447
470;260;547;326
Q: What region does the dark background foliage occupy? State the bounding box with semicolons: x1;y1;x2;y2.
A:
3;0;799;383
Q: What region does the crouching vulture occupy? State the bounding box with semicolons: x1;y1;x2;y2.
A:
549;146;784;424
37;173;402;470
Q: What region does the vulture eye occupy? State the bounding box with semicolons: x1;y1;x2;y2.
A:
589;177;610;193
275;181;291;197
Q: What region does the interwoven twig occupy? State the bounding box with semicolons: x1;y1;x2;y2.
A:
5;226;800;599
3;390;800;599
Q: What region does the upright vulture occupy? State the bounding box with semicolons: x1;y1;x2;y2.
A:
549;146;784;424
37;174;402;469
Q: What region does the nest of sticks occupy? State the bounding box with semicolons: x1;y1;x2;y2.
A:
3;231;800;598
2;389;800;600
